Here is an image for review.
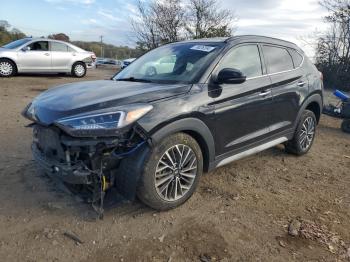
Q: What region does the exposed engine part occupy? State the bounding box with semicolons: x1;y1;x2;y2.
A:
31;123;149;218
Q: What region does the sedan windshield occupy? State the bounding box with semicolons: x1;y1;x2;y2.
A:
2;38;32;49
113;42;224;84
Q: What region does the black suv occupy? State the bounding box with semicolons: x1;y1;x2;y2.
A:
23;35;323;213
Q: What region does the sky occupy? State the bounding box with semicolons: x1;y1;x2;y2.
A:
0;0;329;58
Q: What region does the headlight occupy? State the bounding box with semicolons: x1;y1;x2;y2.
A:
55;104;153;137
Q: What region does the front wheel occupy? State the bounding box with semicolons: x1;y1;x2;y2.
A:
137;133;203;210
285;110;317;155
0;59;16;77
341;119;350;133
71;62;86;78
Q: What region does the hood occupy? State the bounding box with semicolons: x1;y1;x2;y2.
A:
30;80;191;125
0;47;9;53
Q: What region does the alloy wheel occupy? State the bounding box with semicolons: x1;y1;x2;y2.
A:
299;116;315;150
155;144;197;202
0;61;13;76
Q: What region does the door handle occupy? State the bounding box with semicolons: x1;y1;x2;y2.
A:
44;53;50;56
259;90;271;97
297;81;306;87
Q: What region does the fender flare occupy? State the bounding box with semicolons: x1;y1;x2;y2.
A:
293;92;323;131
150;117;216;166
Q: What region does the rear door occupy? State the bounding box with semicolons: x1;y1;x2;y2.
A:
212;44;274;155
50;42;74;71
17;41;51;72
261;45;307;134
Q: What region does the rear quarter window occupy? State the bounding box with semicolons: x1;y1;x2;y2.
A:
288;49;303;68
262;45;294;74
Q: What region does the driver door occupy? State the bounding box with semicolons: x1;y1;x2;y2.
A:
212;44;275;155
17;41;51;72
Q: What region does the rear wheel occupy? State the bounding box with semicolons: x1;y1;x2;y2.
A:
0;59;16;77
285;110;317;155
71;62;86;78
137;133;203;210
341;119;350;133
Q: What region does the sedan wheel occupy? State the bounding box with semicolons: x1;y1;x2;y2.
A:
0;60;15;77
72;63;86;78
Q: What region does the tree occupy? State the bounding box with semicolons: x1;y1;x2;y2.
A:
186;0;235;39
131;0;161;50
0;20;26;46
315;0;350;90
153;0;186;43
48;33;70;42
131;0;236;50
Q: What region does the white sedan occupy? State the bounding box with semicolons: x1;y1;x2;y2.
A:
0;38;96;77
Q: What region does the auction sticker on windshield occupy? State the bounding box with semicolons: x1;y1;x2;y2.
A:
190;45;216;52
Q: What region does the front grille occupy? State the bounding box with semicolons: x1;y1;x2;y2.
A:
34;126;66;161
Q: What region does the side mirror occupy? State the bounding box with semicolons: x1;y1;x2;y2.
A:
215;68;246;84
21;46;30;52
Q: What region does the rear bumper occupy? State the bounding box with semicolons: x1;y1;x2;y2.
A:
32;143;92;185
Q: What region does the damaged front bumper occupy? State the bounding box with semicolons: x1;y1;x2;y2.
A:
32;143;92;185
31;124;150;217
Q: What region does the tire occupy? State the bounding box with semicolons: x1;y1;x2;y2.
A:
0;58;16;77
341;119;350;133
285;110;317;155
137;133;203;210
71;62;86;78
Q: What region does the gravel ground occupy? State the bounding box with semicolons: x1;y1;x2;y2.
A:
0;69;349;262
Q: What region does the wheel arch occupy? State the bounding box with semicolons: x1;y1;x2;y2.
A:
72;60;86;68
150;118;215;173
294;92;323;130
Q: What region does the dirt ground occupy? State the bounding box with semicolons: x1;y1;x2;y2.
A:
0;69;349;262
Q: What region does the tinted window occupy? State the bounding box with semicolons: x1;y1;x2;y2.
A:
263;45;294;74
2;38;32;49
51;42;69;52
27;41;49;51
289;49;303;68
218;45;262;78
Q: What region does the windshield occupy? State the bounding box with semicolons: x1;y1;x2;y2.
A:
113;42;224;84
2;38;32;49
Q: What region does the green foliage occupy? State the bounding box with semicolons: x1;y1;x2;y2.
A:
0;20;26;46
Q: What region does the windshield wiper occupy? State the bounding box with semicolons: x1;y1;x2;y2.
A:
116;77;152;83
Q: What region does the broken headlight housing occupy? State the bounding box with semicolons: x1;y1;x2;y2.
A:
55;104;153;137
